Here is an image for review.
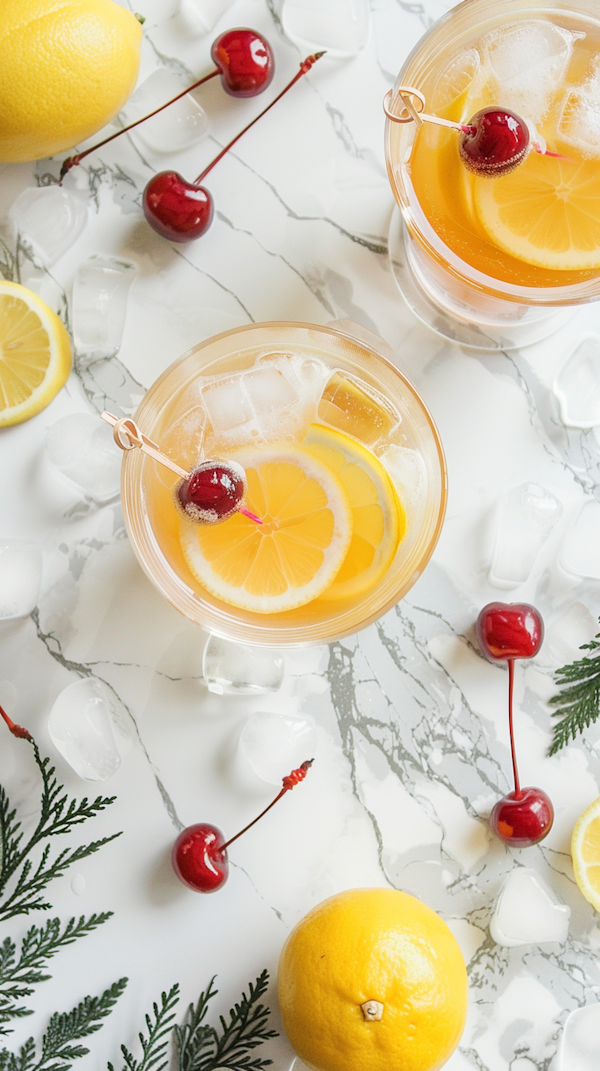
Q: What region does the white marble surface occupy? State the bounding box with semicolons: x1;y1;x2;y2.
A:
1;1;600;1069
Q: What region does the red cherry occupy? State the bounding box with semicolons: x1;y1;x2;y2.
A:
172;823;228;892
211;28;275;98
175;461;246;524
476;602;544;662
142;171;213;242
490;787;554;848
459;107;530;177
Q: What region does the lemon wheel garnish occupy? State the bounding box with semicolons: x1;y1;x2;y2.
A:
0;281;72;427
473;153;600;270
572;796;600;912
302;424;404;601
180;445;352;614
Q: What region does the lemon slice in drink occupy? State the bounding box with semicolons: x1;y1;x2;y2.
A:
302;424;404;601
0;281;72;427
572;796;600;912
180;445;352;614
473;153;600;270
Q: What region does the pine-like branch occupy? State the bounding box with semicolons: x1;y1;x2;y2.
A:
109;985;180;1071
173;979;218;1071
208;971;276;1071
549;624;600;754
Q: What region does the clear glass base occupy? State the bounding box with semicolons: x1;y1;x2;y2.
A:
388;207;575;351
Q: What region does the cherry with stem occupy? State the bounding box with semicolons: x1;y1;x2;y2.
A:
172;760;314;893
142;50;325;243
60;28;275;181
476;602;553;848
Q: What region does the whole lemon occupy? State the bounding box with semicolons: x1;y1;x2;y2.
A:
0;0;143;162
278;888;468;1071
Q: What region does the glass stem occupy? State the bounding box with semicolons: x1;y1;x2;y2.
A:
507;658;521;797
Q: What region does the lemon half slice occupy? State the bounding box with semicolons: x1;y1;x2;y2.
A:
180;445;352;614
473;153;600;270
302;424;404;601
0;281;72;427
572;796;600;912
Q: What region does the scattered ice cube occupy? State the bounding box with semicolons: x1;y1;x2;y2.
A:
121;68;209;154
239;710;317;785
8;185;87;266
181;0;236;33
317;371;400;448
72;255;136;359
47;677;131;782
489;483;563;588
46;413;122;503
432;48;481;111
479;20;580;124
203;635;284;695
282;0;370;58
560;499;600;579
0;541;43;620
378;444;426;517
554;338;600;428
557;54;600;157
546;603;597;664
558;1004;600;1071
490;867;570;947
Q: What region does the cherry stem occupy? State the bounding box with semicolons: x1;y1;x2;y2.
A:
59;69;220;180
0;703;32;741
507;658;521;798
220;759;314;852
194;52;325;184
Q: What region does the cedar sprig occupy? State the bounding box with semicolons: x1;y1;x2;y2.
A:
0;914;112;1034
173;970;276;1071
549;620;600;754
109;986;180;1071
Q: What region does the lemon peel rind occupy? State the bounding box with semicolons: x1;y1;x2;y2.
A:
0;282;72;427
572;796;600;913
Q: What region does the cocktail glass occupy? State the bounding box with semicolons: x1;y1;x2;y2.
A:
385;0;600;350
120;320;446;648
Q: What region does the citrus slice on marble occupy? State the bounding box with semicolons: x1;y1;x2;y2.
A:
572;796;600;912
0;281;72;427
180;445;352;614
301;424;404;601
473;153;600;270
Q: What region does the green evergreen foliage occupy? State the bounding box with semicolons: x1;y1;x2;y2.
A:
173;971;276;1071
549;622;600;754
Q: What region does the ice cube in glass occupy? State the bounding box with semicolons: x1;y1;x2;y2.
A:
317;371;399;448
557;54;600;157
47;677;125;782
0;541;43;620
239;710;317;785
432;48;481;111
121;68;209;153
479;20;579;124
8;186;87;266
73;255;136;359
46;413;122;503
203;635;284;695
554;338;600;428
558;1004;600;1071
489;483;563;588
282;0;370;58
490;867;570;947
201;364;302;450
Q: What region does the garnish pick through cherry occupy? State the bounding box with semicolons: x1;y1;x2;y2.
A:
476;602;554;848
142;50;325;242
60;28;275;180
172;759;314;892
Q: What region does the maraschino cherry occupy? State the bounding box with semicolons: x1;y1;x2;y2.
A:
60;28;274;180
175;460;248;524
459;107;530;176
172;760;313;892
476;602;554;848
143;51;324;242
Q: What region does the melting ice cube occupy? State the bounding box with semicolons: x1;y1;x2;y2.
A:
432;48;481;112
557;54;600;157
201;364;302;450
317;371;399;448
560;499;600;579
239;710;317;785
47;678;128;782
282;0;370;58
546;603;597;664
182;0;236;33
490;867;570;947
203;635;284;695
558;1004;600;1071
554;338;600;428
73;255;136;359
8;186;87;266
121;68;209;154
489;483;563;588
0;541;43;620
46;413;122;503
479;20;580;124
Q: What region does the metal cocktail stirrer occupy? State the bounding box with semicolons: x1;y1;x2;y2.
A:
100;410;262;524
